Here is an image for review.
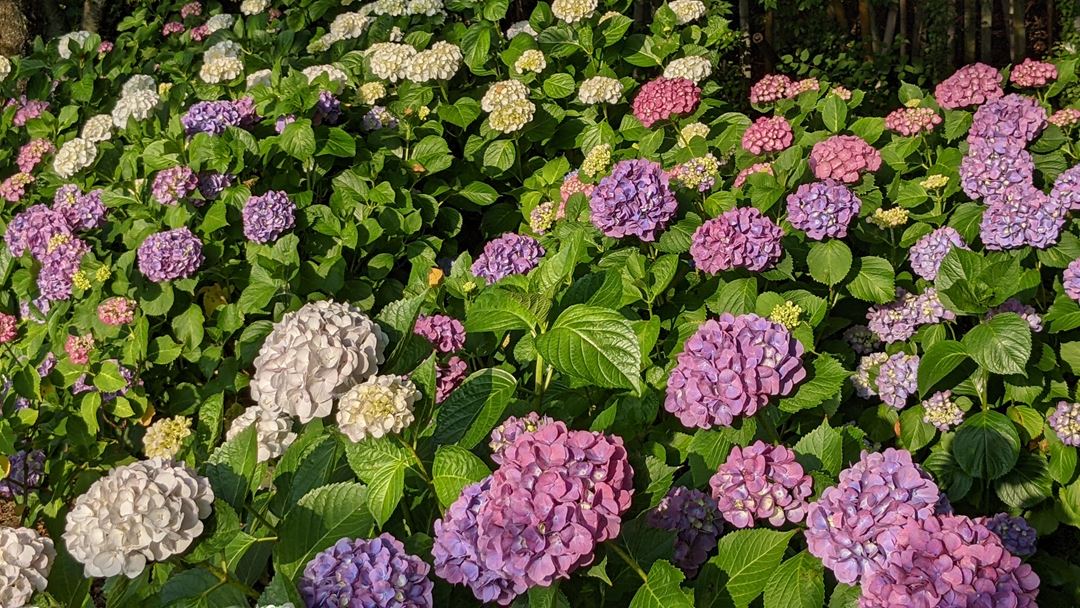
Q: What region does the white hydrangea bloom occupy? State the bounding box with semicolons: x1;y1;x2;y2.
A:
366;43;416;82
336;375;420;442
205;13;236;33
63;458;214;579
302;64;349;91
371;0;408;16
226;406;297;463
240;0;270;14
330;11;371;40
679;121;710;144
81;114;113;142
53;138;97;179
359;82;386;104
57;31;92;59
663;56;712;83
489;99;535;133
0;527;54;608
406;0;443;16
246;68;273;89
308;34;338;53
200;56;244;84
143;416;192;459
577;76;622;104
481;79;529;112
389;27;404;42
251;300;388;423
513;49;546;74
669;0;706;24
551;0;597;23
122;74;157;96
0;56;10;82
506;20;537;39
111;89;160;128
205;40;242;62
404;41;462;83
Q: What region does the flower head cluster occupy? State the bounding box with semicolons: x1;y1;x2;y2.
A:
808;135;881;183
0;56;9;81
680;122;710;144
300;534;432;608
0;526;54;608
590;158;678;241
853;351;888;397
921;173;950;189
1048;401;1080;446
0;313;15;344
433;422;633;605
506;21;538;38
162;21;185;36
1064;258;1080;303
648;487;723;576
362;106;398;131
9;98;47;128
934;63;1003;109
669;0;706;23
529;201;557;234
876;352;919;409
57;31;92;58
742;116;793;155
979;513;1037;558
631;77;701;128
488;412;555;464
226;406;297;463
0;172;34;203
336;375;420;442
749;74;793;105
406;42;463;83
709;441;812;528
786;179;861;240
987;298;1043;331
52;185;106;231
77;114;109;143
866;288;955;343
152;166;198;205
665;313;805;428
367;43;416;82
97;296;137;326
63;458;214;578
1010;58;1057;88
1050;108;1080;127
551;0;597;22
513;49;546;74
180;2;202;18
690;207;783;273
578;76;622;105
979;184;1065;250
472;233;545;284
482;80;534;133
733;162;773;188
959;141;1033;200
868;207;909;228
669;154;720;192
559;170;595;217
884;106;942;136
143;416;192;459
844;325;881;355
38;236;89;301
0;449;45;498
53;138;97;178
181;100;244;136
197;172;233;200
414;314;465;354
137;227;204;282
1051;164;1080;211
111;75;160;128
581;143;611;178
5;205;72;259
921;390;964;430
252;301;388;423
200;40;243;84
968;94;1046;146
242;190;296;243
65;333;94;364
663;56;712;84
769;301;802;329
16;139;54;173
359;82;386;105
909;226;968;280
240;0;270;14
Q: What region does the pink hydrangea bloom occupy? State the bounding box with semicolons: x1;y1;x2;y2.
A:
741;116;793;155
809;135;881;183
1049;108;1080;127
0;172;34;203
65;334;94;365
0;313;17;343
709;440;812;528
162;21;185;36
1010;58;1057;88
785;77;819;97
690;207;783;273
631;77;701;127
557;170;594;219
749;74;794;105
17;139;55;173
934;63;1003;109
414;313;466;354
97;297;137;326
733;162;773;188
884;106;942;136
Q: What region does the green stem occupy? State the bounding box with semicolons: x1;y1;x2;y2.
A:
396;435;432;485
609;542;648;582
245;504;278;534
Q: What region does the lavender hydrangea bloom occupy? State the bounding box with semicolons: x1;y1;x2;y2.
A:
968;94;1047;147
414;313;466;354
843;325;881;355
299;534;433;608
959;140;1034;201
804;448;940;584
151;166;199;205
1065;258;1080;303
181;100;241;135
5;204;72;259
137;227;204;282
38;237;89;301
196;171;233;200
986;298;1042;331
876;352;919;409
867;289;955;344
275;114;296;134
690;207;783;273
980;184;1065;250
1051;164;1080;211
1048;401;1080;446
488;412;554;465
242;190;296;243
471;233;545;284
909;227;968;280
435;356;467;403
314;91;342;125
979;513;1037;558
709;441;812;528
665;313;806;428
0;449;45;498
589;158;678;242
648;487;723;576
786;180;861;240
921;390;964;430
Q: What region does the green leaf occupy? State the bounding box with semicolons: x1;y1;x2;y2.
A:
1048;432;1077;485
432;368;517;447
465;288;540;332
343;439;409;529
158;568;249;607
172;304;205;350
628;560;694;608
779;355;849;413
205;424;259;511
437;97;482;129
961;313;1031;375
432;445;491;509
366;459;406;528
711;529;796;608
279;119;316;161
763;551;825;608
953;411;1021;480
484;139;516;171
821;95;847;132
943;110;973;141
917;340;970;396
806;240;852;286
274;482;374;580
899;405;936;452
542;73;576;99
828;583;861;608
794;420;843;475
709;278;758;315
535;304;643;392
845;256;894;303
93;360;130;392
994;452;1052;509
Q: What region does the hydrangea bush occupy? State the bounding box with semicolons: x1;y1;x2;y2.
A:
0;0;1078;607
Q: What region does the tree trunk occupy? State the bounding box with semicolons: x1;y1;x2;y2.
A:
0;0;28;56
83;0;103;33
912;0;923;61
1009;0;1025;60
829;0;849;31
883;4;898;48
980;0;993;62
899;0;908;60
964;0;977;62
859;0;874;57
738;0;750;34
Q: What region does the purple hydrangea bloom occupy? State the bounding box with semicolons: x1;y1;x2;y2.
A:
867;289;955;344
1052;164;1080;211
0;449;45;498
1048;401;1080;446
5;204;72;259
362;106;398;131
314;91;342;125
909;227;968;281
275;114;297;134
978;513;1037;558
488;412;554;465
242;190;296;243
690;207;783;273
968;94;1047;147
804;448;940;584
986;298;1042;332
151;166;199;205
980;184;1065;250
876;352;919;409
921;390;964;431
233;96;259;126
52;185;106;231
137;227;204;282
38;237;89;301
665;313;806;428
12;98;49;127
959;140;1034;201
196;171;233;200
471;233;545;284
852;352;888;398
181;100;242;136
1065;258;1080;302
786;179;861;240
709;440;812;528
844;325;881;355
414;313;466;354
37;352;57;377
859;514;1039;608
589;158;678;242
299;534;433;608
648;487;723;576
435;356;467;403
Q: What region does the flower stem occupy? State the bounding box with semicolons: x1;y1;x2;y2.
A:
609;541;647;582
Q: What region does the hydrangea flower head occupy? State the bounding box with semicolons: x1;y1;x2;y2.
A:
151;166;198;205
648;487;723;576
631;77;701;128
786;179;862;240
242;190;296;243
471;233;545;284
336;375;420;442
226;406;297;463
709;440;812;528
733;162;773;188
980;184;1065;250
690;207;783;273
181;100;242;136
1049;108;1080;127
1065;258;1080;302
1051;164;1080;211
0;449;45;498
1010;58;1057;88
5;205;71;259
809;135;881;183
52;185;106;232
968;94;1047;146
589;158;678;241
749;74;794;104
435;356;467;403
986;298;1042;331
143;416;192;459
884;106;942;136
1048;401;1080;446
414;313;465;354
300;534;432;608
0;313;16;344
934;63;1004;109
979;513;1037;558
960;140;1034;201
921;390;964;430
488;412;555;464
741;115;793;155
876;352;919;409
910;226;968;280
137;227;203;282
16;139;55;173
0;526;54;608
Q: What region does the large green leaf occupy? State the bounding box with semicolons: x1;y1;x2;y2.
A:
961;313;1031;375
204;424;259;511
794;420;843;475
763;551;825;608
432;445;491;508
535;304;643;392
917;340;970;396
344;437;409;526
628;560;695;608
806;240;852;286
994;452;1052;509
274;482;375;581
432;368;517;447
845;256;894;303
778;355;849;413
953;411;1021;480
466;288;541;333
710;529;796;608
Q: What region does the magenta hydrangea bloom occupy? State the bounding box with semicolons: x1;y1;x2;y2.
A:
884;106;942;136
180;1;202;18
968;94;1047;146
665;313;806;428
844;325;881;355
1064;258;1080;303
414;313;466;354
435;356;468;403
97;296;137;326
749;74;794;104
648;487;723;576
733;162;773;188
0;172;34;203
471;233;545;284
589;159;678;242
242;190;296;243
488;412;555;465
0;312;16;343
805;448;940;584
909;227;968;280
980;184;1065;250
876;352;919;409
12;98;48;126
299;534;433;608
859;514;1039;608
162;21;185;36
709;441;812;528
53;185;106;232
1010;58;1057;88
978;513;1037;558
921;390;964;431
785;77;820;97
5;204;72;259
959;140;1034;201
986;298;1042;332
690;207;783;273
151;166;199;205
0;449;44;498
809;135;881;183
786;179;861;240
1048;401;1080;446
65;333;94;365
631;77;701;127
934;63;1004;109
136;227;204;282
97;41;113;54
1051;164;1080;211
741;116;793;155
181;100;242;136
16;139;55;173
38;237;88;301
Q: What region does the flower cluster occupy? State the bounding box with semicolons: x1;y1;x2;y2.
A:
690;206;784;273
808;135;881;183
481;79;535;133
663;56;712;83
741;115;793;155
112;75;161;128
143;416;192;459
1010;58;1057;88
921;390;964;430
786;179;861;240
336;375;420;442
414;313;466;353
877;352;920;409
226;406;297;463
53;138;97;179
300;534;433;608
909;226;968;280
855;351;888;399
987;298;1043;331
16;139;54;173
884;106;942;136
471;233;545;284
137;227;204;282
668;0;706;23
0;527;54;608
152;166;198;206
52;184;106;231
979;513;1038;558
648;487;723;576
200;40;243;84
1048;401;1080;446
0;449;45;498
866;288;955;343
242;190;296;243
0;313;16;344
668;154;720;191
631;77;701;128
1050;107;1080;127
590;158;678;241
578;76;622;105
1065;258;1080;303
181;100;247;135
749;74;793;105
65;334;94;364
487;412;555;464
733;162;773;188
933;62;1004;109
552;0;597;23
435;356;468;403
709;441;812;528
